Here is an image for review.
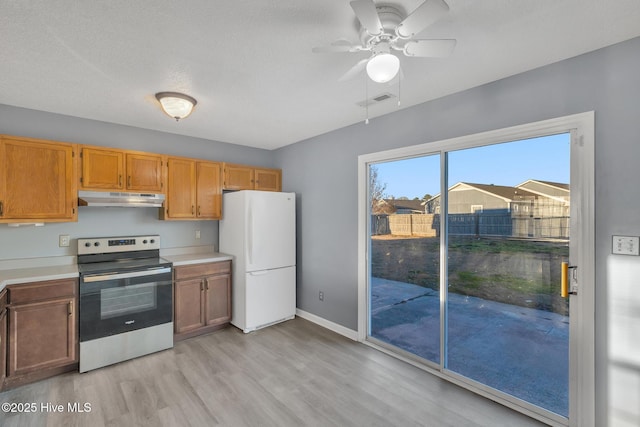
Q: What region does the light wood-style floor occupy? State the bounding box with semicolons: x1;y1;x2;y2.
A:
0;318;546;427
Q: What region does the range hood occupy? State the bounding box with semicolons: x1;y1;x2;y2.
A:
78;191;165;208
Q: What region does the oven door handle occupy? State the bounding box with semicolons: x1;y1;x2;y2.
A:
82;267;172;283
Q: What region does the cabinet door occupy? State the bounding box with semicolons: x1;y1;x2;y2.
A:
254;168;282;192
196;162;222;219
8;298;76;376
81;146;124;190
174;278;205;334
126;153;164;192
204;274;231;326
223;164;254;190
0;137;77;221
0;308;6;386
165;158;196;219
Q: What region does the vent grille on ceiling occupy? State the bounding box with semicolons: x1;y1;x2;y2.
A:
357;92;396;108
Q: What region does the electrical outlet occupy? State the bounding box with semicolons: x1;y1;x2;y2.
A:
59;234;70;247
613;235;640;255
195;230;201;239
319;291;324;301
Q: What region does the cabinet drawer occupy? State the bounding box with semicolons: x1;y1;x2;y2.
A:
8;278;77;304
174;261;231;280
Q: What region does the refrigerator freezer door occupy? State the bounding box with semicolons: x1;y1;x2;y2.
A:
246;191;296;272
241;266;296;333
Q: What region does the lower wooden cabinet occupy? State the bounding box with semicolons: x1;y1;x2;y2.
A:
4;278;78;389
0;290;7;388
174;261;231;340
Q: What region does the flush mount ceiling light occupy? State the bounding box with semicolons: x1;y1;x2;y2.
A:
155;92;197;121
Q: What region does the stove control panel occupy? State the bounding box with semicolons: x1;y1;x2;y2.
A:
78;235;161;255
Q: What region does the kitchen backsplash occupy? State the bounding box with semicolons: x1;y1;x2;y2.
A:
0;207;218;260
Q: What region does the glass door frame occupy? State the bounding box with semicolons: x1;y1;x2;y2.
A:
357;112;594;427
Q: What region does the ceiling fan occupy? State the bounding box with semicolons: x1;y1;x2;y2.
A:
313;0;456;83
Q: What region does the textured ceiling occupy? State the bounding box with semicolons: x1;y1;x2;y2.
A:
1;0;639;150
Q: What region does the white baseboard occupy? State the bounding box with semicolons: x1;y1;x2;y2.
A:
296;309;359;341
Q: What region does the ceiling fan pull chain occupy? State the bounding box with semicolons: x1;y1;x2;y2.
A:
398;71;401;107
365;73;370;124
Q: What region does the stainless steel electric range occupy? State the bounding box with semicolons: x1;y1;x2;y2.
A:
77;235;173;373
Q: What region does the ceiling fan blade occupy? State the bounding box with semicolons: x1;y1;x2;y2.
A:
350;0;383;36
313;39;364;53
312;45;356;53
396;0;449;39
403;39;456;57
338;58;368;82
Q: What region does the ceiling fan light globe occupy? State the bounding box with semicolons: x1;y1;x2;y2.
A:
366;53;399;83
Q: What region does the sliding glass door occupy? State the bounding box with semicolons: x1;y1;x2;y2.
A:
369;154;441;364
361;114;594;426
445;137;570;415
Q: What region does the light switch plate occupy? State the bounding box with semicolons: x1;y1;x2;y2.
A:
612;235;640;256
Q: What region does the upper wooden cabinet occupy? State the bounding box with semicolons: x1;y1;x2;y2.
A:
254;168;282;192
223;163;281;192
0;135;78;223
196;161;222;219
161;157;222;220
80;146;164;192
126;152;164;192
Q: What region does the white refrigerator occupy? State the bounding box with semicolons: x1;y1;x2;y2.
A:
219;190;296;333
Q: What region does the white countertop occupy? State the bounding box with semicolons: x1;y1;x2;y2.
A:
0;255;78;292
0;247;233;293
162;252;233;266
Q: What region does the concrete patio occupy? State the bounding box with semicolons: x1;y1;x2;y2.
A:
370;277;569;417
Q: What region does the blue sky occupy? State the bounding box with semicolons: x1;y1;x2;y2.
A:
374;133;570;199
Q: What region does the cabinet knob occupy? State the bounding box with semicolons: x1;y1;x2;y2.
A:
119;175;122;187
0;200;3;217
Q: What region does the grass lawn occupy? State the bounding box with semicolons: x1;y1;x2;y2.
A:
371;235;569;315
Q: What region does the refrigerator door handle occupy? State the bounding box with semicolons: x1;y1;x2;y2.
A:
249;270;269;276
247;199;254;266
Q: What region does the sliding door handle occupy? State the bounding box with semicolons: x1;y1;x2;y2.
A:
561;262;577;297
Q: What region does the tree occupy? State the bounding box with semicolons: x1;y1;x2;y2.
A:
369;166;388;213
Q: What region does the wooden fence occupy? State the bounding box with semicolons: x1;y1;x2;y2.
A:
372;213;569;239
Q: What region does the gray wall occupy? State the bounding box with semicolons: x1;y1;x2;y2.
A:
0;105;275;259
277;36;640;426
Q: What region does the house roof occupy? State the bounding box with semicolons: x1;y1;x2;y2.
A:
453;183;539;201
517;179;570;191
383;199;425;212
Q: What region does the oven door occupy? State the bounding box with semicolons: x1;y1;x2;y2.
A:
79;267;172;342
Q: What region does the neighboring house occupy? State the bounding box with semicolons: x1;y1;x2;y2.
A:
516;179;569;201
423;181;570;238
425;182;539;214
513;180;570;218
376;198;425;214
